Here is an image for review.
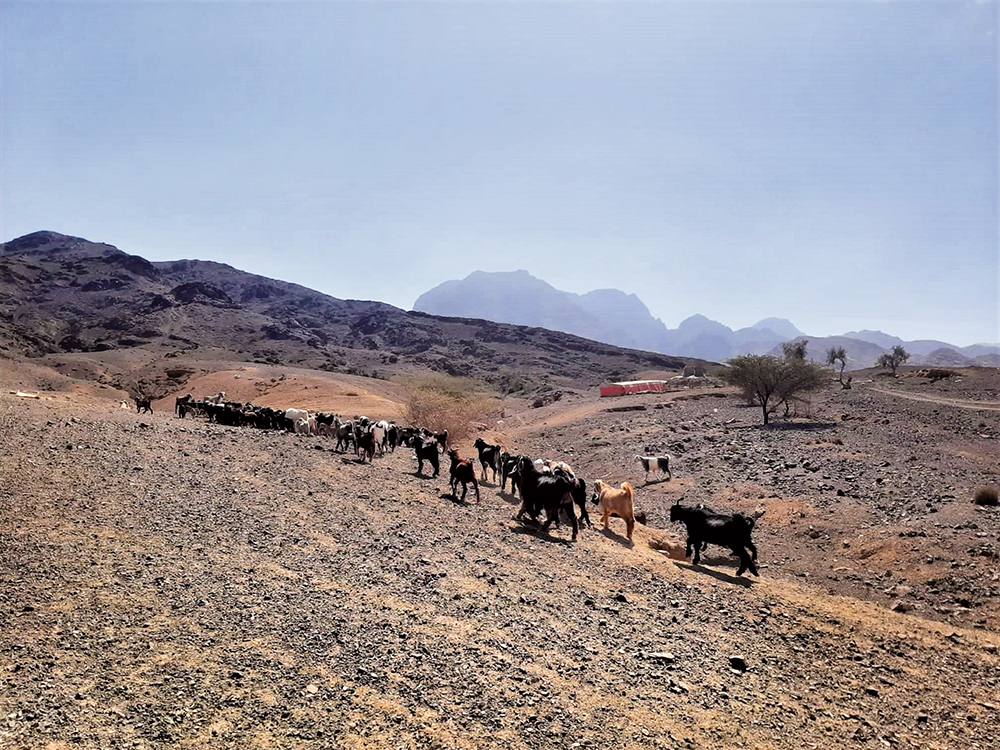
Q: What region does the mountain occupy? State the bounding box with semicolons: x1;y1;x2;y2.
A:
843;329;906;350
414;271;998;368
0;232;691;395
750;318;803;340
414;270;672;353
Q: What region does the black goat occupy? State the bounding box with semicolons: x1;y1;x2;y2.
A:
135;398;152;414
414;437;440;477
473;438;503;482
669;501;760;577
334;420;355;452
513;457;579;541
499;452;521;495
434;429;449;453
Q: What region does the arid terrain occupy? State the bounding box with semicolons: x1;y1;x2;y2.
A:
3;358;999;749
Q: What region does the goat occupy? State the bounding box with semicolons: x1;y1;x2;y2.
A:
669;501;760;577
499;452;521;495
636;455;671;482
356;428;376;463
435;429;449;453
513;457;579;541
174;394;192;414
414;437;440;477
135;397;152;414
447;449;480;503
372;421;389;455
591;480;636;540
285;408;309;433
473;438;503;482
119;400;130;410
385;423;398;452
333;418;355;452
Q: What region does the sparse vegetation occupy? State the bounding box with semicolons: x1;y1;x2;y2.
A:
722;354;827;425
826;346;848;383
404;374;498;442
782;339;809;361
973;487;999;507
877;345;910;376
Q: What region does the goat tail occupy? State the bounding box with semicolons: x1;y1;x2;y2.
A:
622;482;634;501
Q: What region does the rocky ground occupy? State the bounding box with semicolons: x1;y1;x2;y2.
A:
3;368;1000;749
505;369;1000;632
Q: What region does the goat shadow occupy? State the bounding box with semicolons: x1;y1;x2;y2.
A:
600;527;635;549
672;560;756;588
495;490;521;506
731;421;838;432
509;523;576;547
439;491;476;506
643;477;672;486
409;471;439;480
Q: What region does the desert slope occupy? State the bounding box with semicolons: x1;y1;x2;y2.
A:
2;393;998;749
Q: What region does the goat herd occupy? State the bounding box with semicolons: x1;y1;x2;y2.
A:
159;393;762;576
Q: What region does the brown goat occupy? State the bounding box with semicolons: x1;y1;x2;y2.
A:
447;449;480;503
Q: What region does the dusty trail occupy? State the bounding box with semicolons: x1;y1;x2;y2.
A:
3;396;998;749
868;386;1000;412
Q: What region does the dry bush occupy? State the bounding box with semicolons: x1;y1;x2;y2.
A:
403;374;499;443
926;368;957;382
973;487;999;507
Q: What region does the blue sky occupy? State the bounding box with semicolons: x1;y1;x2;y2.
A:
2;1;997;345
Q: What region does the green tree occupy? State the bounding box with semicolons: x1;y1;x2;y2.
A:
876;345;910;376
826;346;848;383
782;339;809;361
723;354;827;425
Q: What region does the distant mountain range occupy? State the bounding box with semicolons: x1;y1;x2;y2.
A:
414;270;1000;370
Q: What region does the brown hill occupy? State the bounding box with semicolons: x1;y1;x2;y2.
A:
0;231;692;397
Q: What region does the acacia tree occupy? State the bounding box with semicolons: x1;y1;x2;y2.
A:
723;354;827;425
876;345;910;376
825;346;848;383
782;339;809;360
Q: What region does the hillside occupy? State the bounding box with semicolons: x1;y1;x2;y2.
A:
0;232;691;396
3;368;999;748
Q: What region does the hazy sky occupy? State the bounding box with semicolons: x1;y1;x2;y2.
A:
2;1;997;345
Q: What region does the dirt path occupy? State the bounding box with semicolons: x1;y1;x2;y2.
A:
869;386;1000;412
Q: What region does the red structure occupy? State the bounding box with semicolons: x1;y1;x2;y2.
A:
600;380;670;397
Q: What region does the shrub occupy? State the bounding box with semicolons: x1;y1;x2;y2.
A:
782;339;809;361
826;346;848;383
403;374;499;443
876;345;910;376
973;487;999;507
925;368;957;382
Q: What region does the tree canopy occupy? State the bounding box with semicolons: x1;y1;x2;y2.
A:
723;354;827;425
